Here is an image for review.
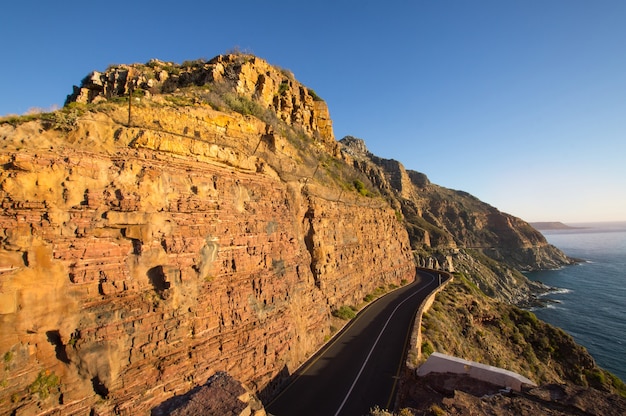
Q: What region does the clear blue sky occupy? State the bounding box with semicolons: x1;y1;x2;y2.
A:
2;0;625;223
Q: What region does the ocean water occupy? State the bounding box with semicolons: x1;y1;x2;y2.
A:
526;221;626;382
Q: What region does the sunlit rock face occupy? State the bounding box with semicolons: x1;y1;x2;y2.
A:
0;55;414;414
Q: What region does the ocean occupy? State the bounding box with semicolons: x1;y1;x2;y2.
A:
526;221;626;382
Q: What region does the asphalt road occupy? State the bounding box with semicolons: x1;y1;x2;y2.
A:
266;269;443;416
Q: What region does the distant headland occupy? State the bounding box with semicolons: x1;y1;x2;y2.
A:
530;221;585;230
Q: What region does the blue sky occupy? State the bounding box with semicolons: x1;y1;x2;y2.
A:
2;1;625;222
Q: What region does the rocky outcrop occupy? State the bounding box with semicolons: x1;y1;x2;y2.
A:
152;372;266;416
66;54;337;152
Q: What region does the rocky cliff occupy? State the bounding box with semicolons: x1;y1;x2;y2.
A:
340;136;574;304
0;54;414;414
0;53;571;414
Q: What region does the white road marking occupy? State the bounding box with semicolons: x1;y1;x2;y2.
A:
334;271;437;416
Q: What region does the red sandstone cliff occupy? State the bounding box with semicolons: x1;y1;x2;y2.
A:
0;55;415;414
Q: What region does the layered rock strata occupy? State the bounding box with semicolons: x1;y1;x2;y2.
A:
0;58;414;414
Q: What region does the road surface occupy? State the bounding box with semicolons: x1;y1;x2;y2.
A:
266;269;443;416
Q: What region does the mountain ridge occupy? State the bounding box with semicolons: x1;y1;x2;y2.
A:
530;221;585;230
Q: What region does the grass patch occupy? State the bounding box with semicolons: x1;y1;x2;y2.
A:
1;103;86;131
0;113;42;126
353;179;371;197
332;305;357;320
421;341;435;357
363;286;388;303
164;94;195;107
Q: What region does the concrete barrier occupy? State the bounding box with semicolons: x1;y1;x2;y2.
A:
417;352;536;391
406;269;453;368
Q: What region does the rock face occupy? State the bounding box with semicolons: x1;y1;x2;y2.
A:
398;372;626;416
66;54;336;150
0;56;414;415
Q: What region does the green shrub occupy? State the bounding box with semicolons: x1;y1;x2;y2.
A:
332;305;357;320
29;370;60;399
68;332;79;347
223;93;263;116
278;80;289;96
421;341;434;357
429;404;446;416
353;180;370;196
308;88;323;101
41;107;84;131
181;58;206;68
607;372;626;398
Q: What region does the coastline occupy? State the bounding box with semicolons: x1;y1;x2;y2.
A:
525;223;626;382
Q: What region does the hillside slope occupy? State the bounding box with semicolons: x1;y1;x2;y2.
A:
396;277;626;415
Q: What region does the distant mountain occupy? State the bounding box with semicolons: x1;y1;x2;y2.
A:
530;221;584;230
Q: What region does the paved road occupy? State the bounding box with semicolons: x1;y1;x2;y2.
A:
266;269;443;416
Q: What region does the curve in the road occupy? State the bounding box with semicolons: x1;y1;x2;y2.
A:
333;271;436;415
266;268;449;416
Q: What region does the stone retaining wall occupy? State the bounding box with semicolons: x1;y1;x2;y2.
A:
406;268;453;368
